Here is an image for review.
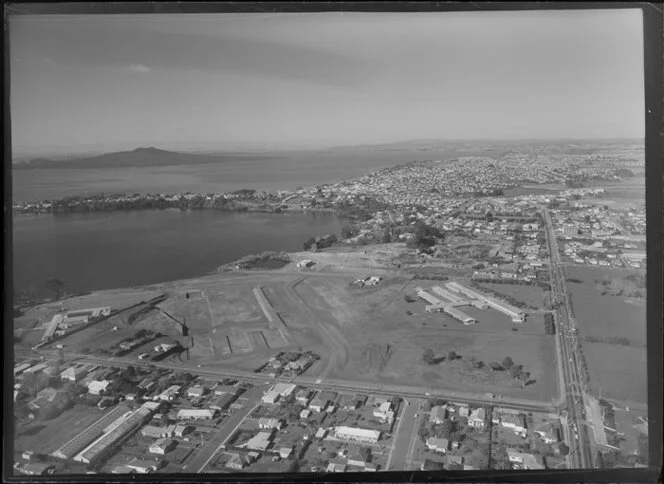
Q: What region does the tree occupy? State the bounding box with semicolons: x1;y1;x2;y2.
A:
341;225;355;239
45;278;66;300
489;362;503;371
439;420;455;439
381;227;393;244
422;349;435;365
501;357;514;370
448;351;458;361
303;237;316;251
510;364;524;380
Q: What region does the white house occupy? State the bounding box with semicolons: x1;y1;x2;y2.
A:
159;385;182;401
258;418;283;430
87;380;111;395
187;386;206;399
279;447;293;459
246;431;273;452
500;413;527;433
535;423;560;444
335;426;381;443
148;439;176;455
425;437;449;453
262;390;280;405
468;408;486;428
429;406;447;424
176;408;216;420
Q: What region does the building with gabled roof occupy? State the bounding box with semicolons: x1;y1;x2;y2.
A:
468;407;487;428
226;452;250;470
258;418;283;430
426;437;449;453
429;406;447;424
176;408;216;420
245;431;273;452
60;366;87;382
125;458;163;474
149;438;176;455
534;423;559;444
335;426;380;443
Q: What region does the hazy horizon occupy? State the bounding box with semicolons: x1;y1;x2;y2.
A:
12;136;646;160
10;10;645;156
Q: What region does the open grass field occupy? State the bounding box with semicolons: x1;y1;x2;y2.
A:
567;266;646;345
15;405;107;455
338;331;558;401
582;341;647;405
206;286;265;326
475;282;546;309
157;296;212;330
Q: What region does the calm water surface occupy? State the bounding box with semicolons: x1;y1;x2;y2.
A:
13;210;343;296
12;150;447;202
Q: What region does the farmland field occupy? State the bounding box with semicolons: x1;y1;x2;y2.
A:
566;266;646;345
582;341;647;404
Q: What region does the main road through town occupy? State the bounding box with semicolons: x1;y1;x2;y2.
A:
15;347;553;417
542;207;592;468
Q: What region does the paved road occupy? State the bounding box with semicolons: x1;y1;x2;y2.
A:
15;347;553;414
187;385;267;473
386;399;422;471
543;207;592;468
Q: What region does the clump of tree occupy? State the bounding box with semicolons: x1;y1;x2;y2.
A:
303;233;338;251
45;278;66;300
404;294;416;303
422;349;436;365
544;313;556;335
233;251;290;269
340;225;356;239
613;168;634;178
407;222;445;251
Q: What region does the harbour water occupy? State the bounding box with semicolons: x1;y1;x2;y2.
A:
12;210;344;297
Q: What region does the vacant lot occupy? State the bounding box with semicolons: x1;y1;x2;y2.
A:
207;286;265;326
339;331;558;402
582;342;647;405
15;405;107;455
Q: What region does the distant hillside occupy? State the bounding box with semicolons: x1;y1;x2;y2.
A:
13;147;280;169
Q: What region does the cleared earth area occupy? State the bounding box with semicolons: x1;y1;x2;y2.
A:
19;252;558;402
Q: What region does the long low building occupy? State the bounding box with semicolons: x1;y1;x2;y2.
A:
73;404;155;465
52;404;131;460
443;305;478;326
416;289;443;306
431;286;467;305
42;314;64;341
63;307;111;324
335;426;381;443
445;282;525;323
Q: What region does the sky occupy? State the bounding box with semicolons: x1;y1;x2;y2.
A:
9;9;645;155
